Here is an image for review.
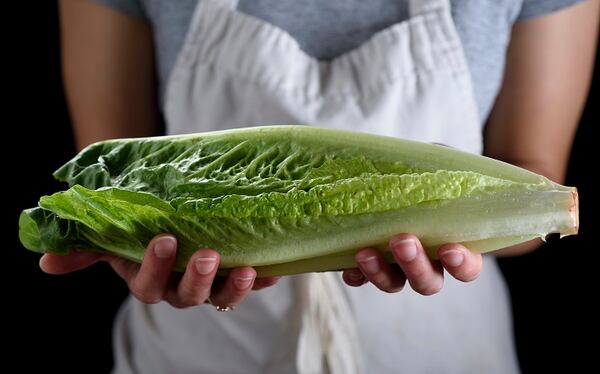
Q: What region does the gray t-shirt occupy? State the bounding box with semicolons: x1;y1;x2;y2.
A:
94;0;582;121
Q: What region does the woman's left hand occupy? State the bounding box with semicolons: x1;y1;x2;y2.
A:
342;234;482;295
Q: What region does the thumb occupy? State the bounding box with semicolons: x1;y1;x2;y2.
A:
39;252;102;274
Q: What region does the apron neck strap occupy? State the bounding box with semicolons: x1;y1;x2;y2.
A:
212;0;238;10
409;0;449;17
215;0;447;17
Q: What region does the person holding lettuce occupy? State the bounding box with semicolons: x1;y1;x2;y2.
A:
41;0;598;373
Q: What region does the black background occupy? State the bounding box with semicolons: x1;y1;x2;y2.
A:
6;2;598;373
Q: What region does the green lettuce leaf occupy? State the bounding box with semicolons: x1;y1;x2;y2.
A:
19;126;578;275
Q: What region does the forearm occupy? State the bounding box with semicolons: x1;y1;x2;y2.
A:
483;1;598;257
59;0;160;150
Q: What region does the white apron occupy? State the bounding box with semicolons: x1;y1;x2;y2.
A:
113;0;519;373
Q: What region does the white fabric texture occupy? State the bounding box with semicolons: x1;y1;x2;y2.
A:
113;0;520;373
296;272;363;374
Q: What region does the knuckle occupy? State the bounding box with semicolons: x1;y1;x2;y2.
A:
385;286;405;293
130;282;162;304
374;279;394;293
391;278;406;291
169;297;204;309
195;275;215;287
132;291;162;304
168;300;189;309
381;285;402;293
109;257;130;274
179;289;208;307
231;287;249;298
374;274;406;293
368;273;387;286
405;266;426;280
344;279;367;288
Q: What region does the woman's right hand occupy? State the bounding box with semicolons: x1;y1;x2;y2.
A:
39;234;281;309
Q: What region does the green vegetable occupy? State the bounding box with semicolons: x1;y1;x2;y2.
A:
19;126;578;276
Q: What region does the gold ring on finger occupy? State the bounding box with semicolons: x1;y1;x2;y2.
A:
206;297;235;312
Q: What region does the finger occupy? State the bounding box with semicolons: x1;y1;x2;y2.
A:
129;235;177;304
355;248;406;293
39;252;102;274
342;268;367;287
105;255;140;282
389;234;444;296
167;249;219;308
209;267;256;308
252;276;281;291
438;244;483;282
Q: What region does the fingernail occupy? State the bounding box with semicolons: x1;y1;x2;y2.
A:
347;271;364;281
39;255;48;271
441;249;464;267
154;237;176;259
391;238;417;262
234;276;254;290
358;256;380;275
195;257;217;275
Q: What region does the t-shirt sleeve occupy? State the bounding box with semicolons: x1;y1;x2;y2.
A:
92;0;145;18
518;0;585;20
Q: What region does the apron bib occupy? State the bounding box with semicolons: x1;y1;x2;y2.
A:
165;0;482;153
113;1;519;373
